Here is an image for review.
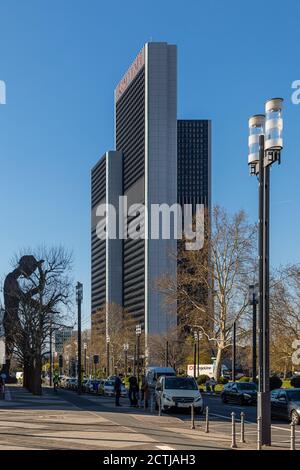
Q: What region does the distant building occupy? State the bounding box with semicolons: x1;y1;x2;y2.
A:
54;327;73;354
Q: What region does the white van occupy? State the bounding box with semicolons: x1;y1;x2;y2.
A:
146;367;176;389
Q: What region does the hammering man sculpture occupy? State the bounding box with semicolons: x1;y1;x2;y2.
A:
1;255;44;380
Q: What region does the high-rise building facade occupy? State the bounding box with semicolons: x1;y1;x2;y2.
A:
91;151;123;347
91;43;212;364
177;120;211;213
115;42;177;341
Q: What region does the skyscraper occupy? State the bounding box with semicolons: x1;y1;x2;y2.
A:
91;43;212;365
91;151;123;347
115;42;178;342
177;120;211;213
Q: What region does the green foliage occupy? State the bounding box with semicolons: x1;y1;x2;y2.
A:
269;375;283;390
290;376;300;388
218;376;229;385
197;374;210;385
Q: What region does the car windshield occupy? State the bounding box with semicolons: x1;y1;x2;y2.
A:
287;390;300;401
165;377;198;390
105;381;114;386
237;383;257;391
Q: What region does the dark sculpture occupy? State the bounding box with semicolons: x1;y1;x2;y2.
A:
1;256;44;379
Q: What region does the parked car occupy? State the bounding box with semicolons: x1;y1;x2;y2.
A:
98;379;127;397
59;376;68;388
221;381;257;405
271;388;300;424
86;379;102;393
81;378;89;392
155;376;203;413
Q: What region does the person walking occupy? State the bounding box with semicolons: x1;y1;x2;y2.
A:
141;375;149;409
210;377;217;394
128;375;139;407
53;373;60;393
114;373;122;407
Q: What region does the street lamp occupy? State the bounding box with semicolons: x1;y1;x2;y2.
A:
76;282;83;395
232;321;236;382
83;342;87;376
248;98;283;447
123;343;129;378
106;335;110;378
136;324;142;383
249;284;258;382
193;330;201;378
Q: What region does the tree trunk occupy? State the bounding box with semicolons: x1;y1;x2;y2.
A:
214;346;223;380
31;354;42;395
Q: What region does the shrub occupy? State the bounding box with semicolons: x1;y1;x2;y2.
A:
290;376;300;388
197;375;210;385
219;376;229;385
239;376;250;382
269;375;282;391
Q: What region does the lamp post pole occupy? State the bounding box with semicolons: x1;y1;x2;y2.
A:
84;343;87;375
248;99;283;446
136;324;142;384
249;285;258;381
106;336;110;377
193;342;197;379
123;343;129;378
232;321;236;382
76;282;83;395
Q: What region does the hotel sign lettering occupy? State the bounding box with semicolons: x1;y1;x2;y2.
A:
115;48;145;102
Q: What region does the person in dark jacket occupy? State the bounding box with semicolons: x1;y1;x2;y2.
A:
128;375;139;407
114;374;123;406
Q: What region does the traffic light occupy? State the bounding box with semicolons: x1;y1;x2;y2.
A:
59;355;63;369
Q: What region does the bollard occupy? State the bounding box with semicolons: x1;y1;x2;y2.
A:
231;412;237;448
290;421;296;450
240;412;245;443
190;404;195;429
257;416;262;450
205;406;209;433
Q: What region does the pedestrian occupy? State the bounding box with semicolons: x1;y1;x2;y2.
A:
205;378;211;394
141;375;149;409
128;375;139;407
53;373;60;392
0;377;5;400
114;373;122;407
210;377;217;394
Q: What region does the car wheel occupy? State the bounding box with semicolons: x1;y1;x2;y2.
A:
291;410;300;425
222;395;228;404
239;396;244;406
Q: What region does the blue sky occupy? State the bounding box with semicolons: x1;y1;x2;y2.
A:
0;0;299;328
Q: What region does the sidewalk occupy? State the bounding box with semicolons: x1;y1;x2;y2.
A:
0;386;292;450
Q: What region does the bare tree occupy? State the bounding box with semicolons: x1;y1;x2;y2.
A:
12;246;73;394
158;206;256;379
92;303;137;374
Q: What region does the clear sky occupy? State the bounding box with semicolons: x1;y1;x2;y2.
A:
0;0;299;329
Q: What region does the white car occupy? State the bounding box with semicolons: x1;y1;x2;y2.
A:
155;376;203;413
98;379;127;398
